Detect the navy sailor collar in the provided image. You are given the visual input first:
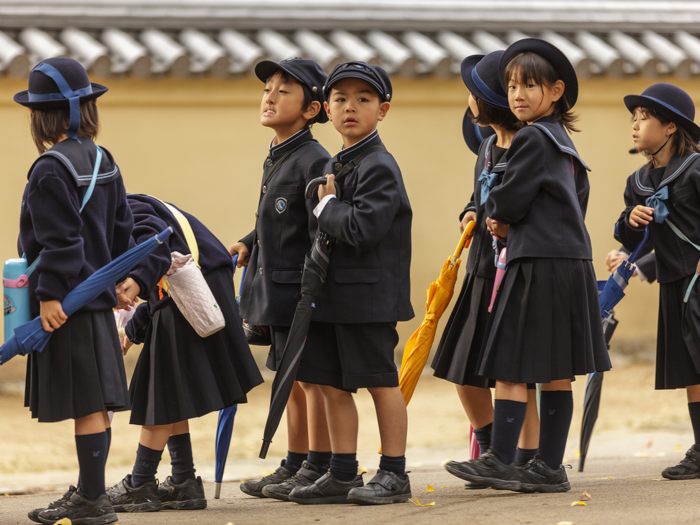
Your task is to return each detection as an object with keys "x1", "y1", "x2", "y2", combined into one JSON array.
[
  {"x1": 336, "y1": 129, "x2": 381, "y2": 163},
  {"x1": 268, "y1": 128, "x2": 313, "y2": 160},
  {"x1": 526, "y1": 117, "x2": 590, "y2": 172},
  {"x1": 632, "y1": 152, "x2": 700, "y2": 196}
]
